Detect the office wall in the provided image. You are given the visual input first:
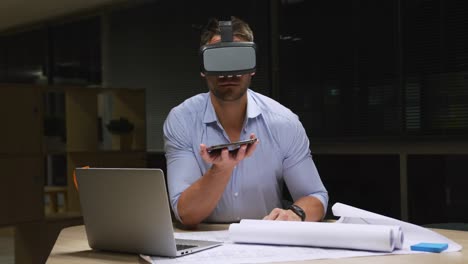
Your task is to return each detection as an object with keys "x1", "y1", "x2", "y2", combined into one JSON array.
[{"x1": 103, "y1": 4, "x2": 204, "y2": 151}]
